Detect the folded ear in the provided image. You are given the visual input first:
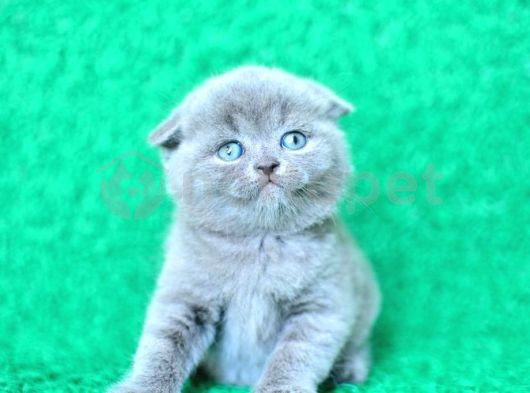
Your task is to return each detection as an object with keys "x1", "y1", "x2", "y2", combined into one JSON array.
[
  {"x1": 148, "y1": 108, "x2": 183, "y2": 150},
  {"x1": 304, "y1": 79, "x2": 355, "y2": 120}
]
